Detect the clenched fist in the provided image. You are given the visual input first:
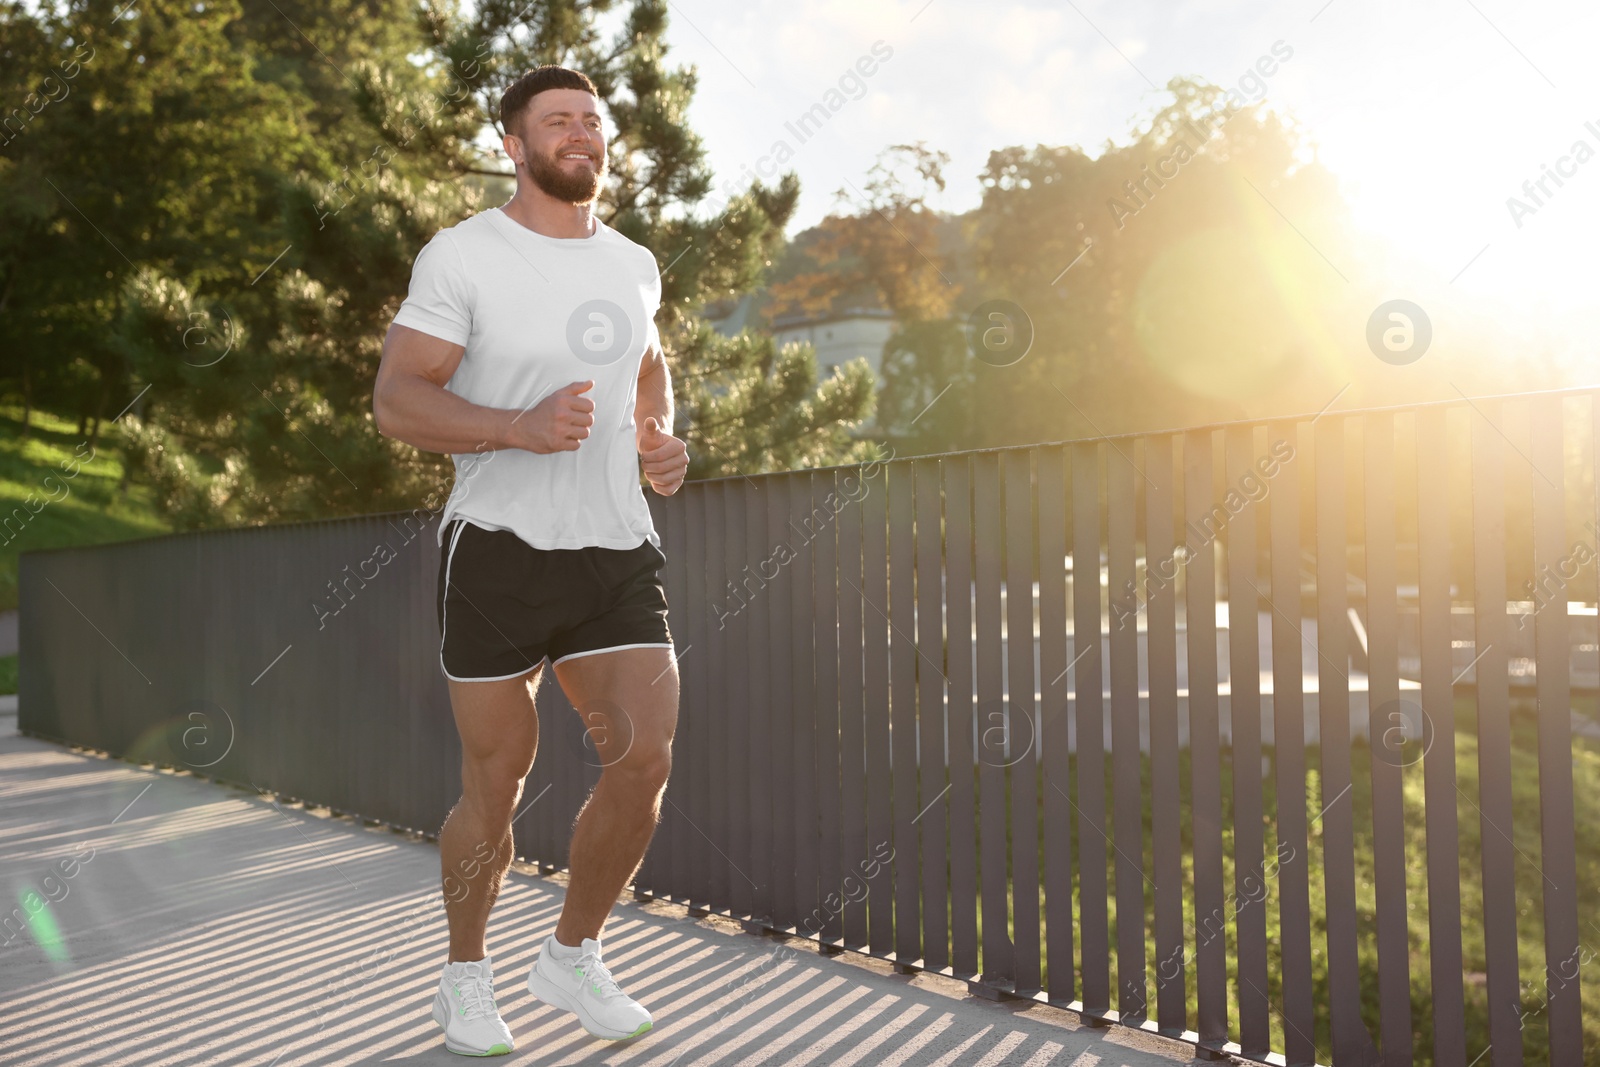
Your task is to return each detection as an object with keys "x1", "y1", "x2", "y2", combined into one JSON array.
[
  {"x1": 637, "y1": 416, "x2": 688, "y2": 495},
  {"x1": 510, "y1": 380, "x2": 595, "y2": 454}
]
